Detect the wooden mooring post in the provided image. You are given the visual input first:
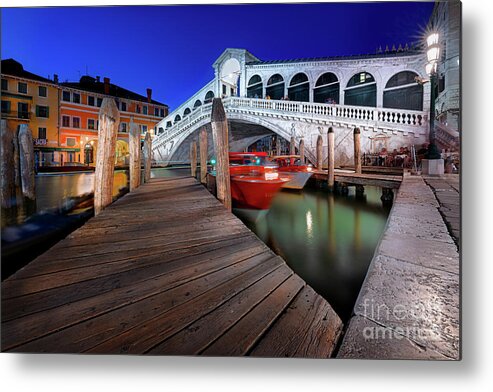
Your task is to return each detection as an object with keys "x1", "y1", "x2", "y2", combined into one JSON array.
[
  {"x1": 190, "y1": 140, "x2": 197, "y2": 178},
  {"x1": 327, "y1": 127, "x2": 335, "y2": 191},
  {"x1": 94, "y1": 97, "x2": 120, "y2": 216},
  {"x1": 129, "y1": 117, "x2": 141, "y2": 191},
  {"x1": 143, "y1": 131, "x2": 152, "y2": 183},
  {"x1": 290, "y1": 136, "x2": 296, "y2": 155},
  {"x1": 354, "y1": 127, "x2": 362, "y2": 174},
  {"x1": 276, "y1": 136, "x2": 281, "y2": 155},
  {"x1": 299, "y1": 138, "x2": 305, "y2": 163},
  {"x1": 211, "y1": 98, "x2": 231, "y2": 211},
  {"x1": 1, "y1": 119, "x2": 16, "y2": 209},
  {"x1": 199, "y1": 127, "x2": 208, "y2": 185},
  {"x1": 18, "y1": 124, "x2": 36, "y2": 201},
  {"x1": 316, "y1": 134, "x2": 323, "y2": 169}
]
